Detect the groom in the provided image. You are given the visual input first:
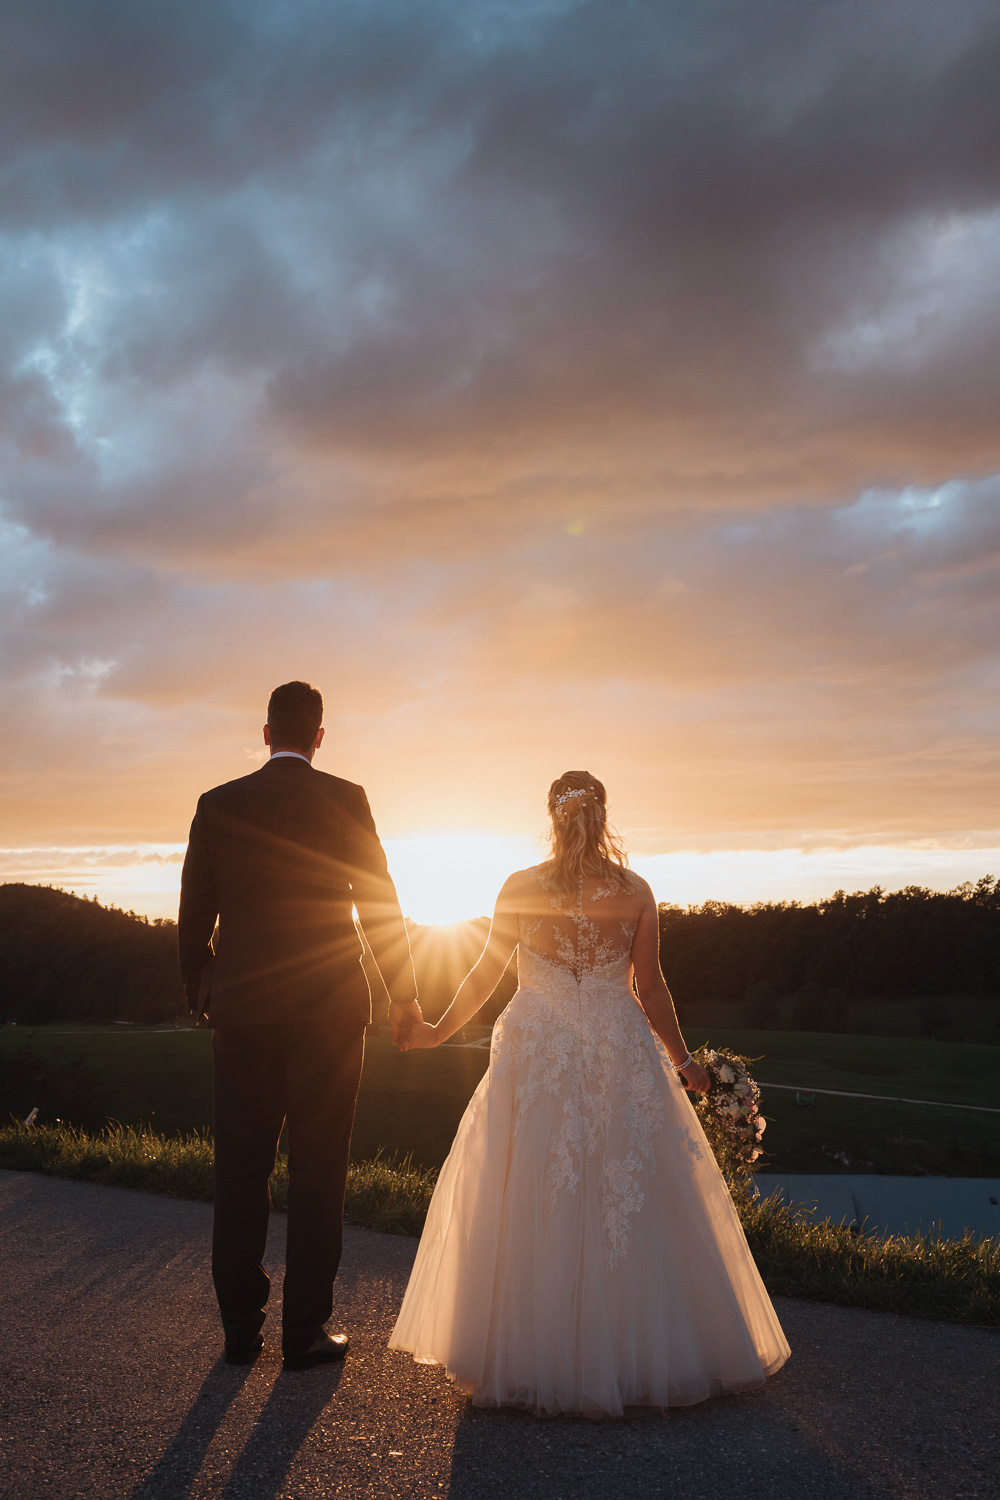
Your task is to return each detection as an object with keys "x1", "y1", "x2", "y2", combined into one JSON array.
[{"x1": 178, "y1": 680, "x2": 421, "y2": 1370}]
